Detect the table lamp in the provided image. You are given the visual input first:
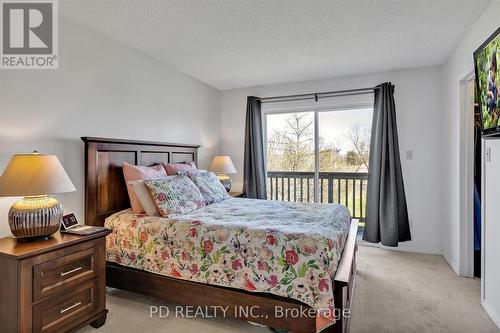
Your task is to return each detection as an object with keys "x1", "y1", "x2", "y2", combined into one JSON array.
[
  {"x1": 0, "y1": 152, "x2": 76, "y2": 241},
  {"x1": 209, "y1": 155, "x2": 237, "y2": 192}
]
